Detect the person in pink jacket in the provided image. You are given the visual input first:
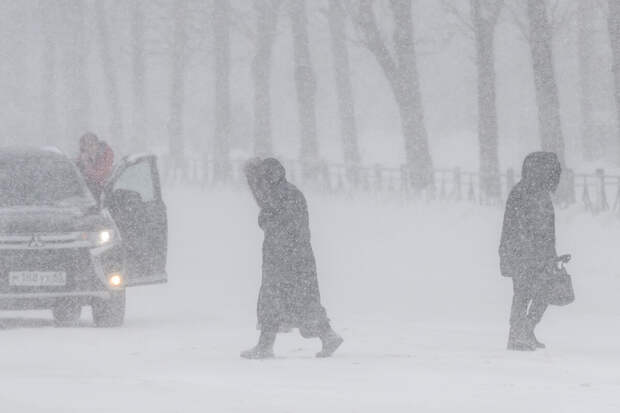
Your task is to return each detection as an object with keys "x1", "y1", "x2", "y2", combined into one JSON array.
[{"x1": 77, "y1": 132, "x2": 114, "y2": 199}]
